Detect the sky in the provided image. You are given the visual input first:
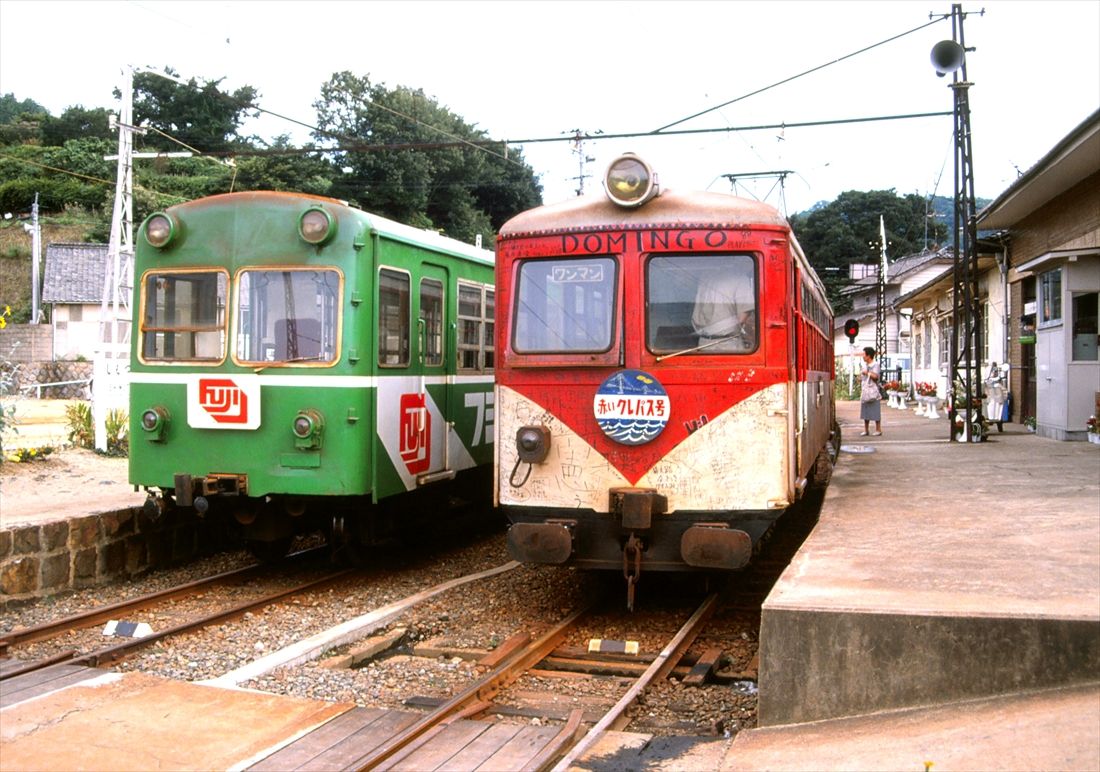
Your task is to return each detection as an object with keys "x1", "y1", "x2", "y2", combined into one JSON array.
[{"x1": 1, "y1": 0, "x2": 1098, "y2": 217}]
